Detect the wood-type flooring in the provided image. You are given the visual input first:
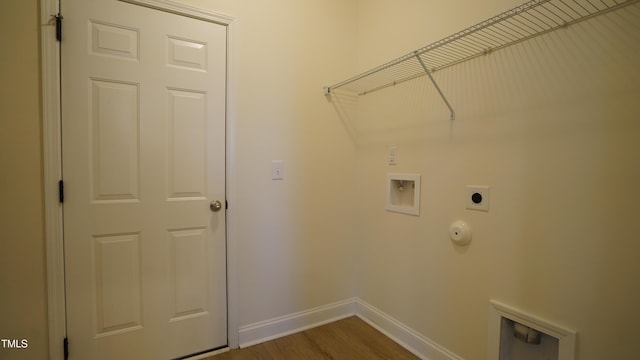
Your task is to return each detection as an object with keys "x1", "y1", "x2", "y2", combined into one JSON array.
[{"x1": 207, "y1": 316, "x2": 419, "y2": 360}]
